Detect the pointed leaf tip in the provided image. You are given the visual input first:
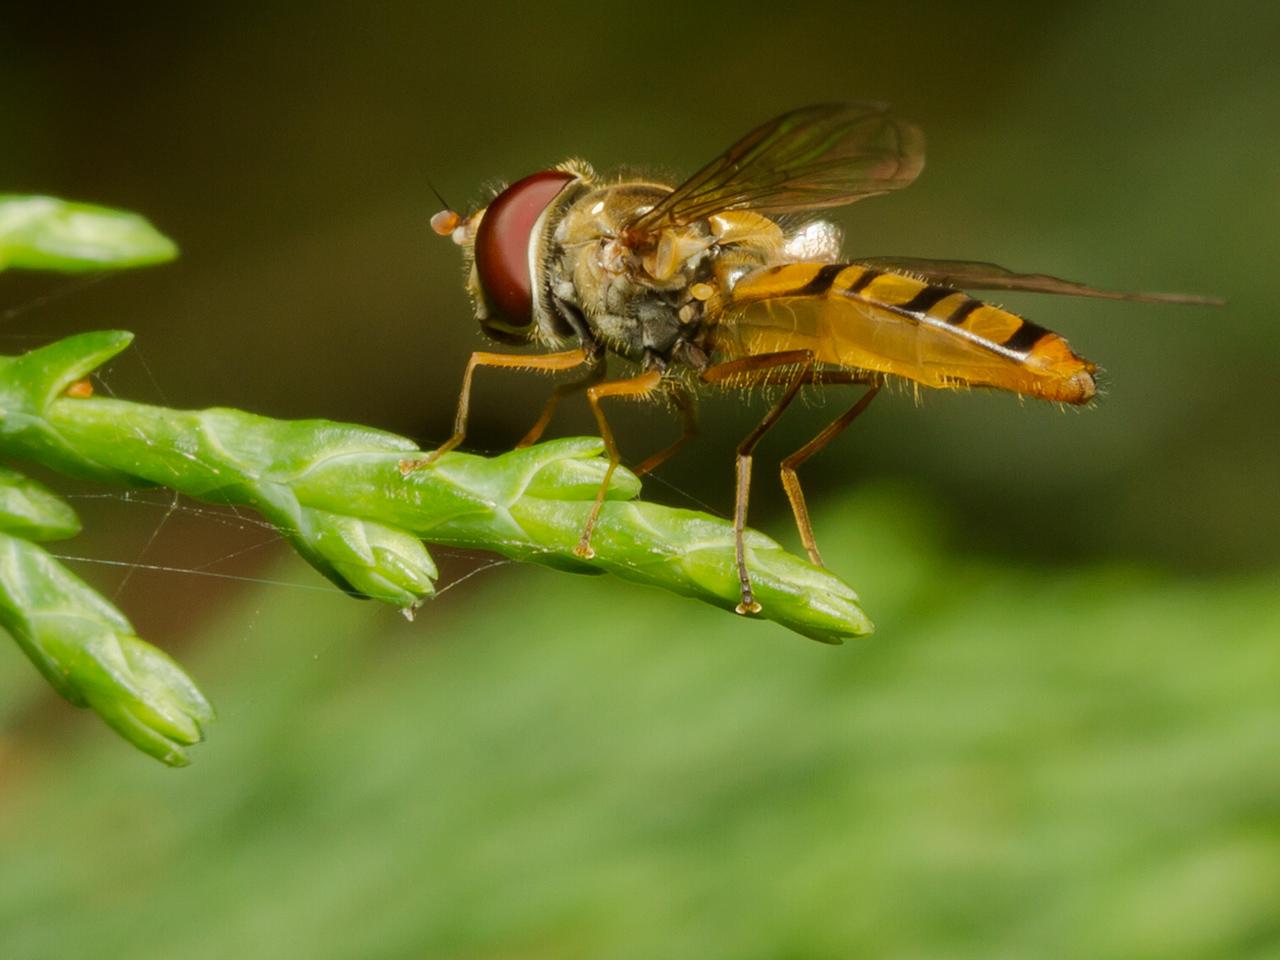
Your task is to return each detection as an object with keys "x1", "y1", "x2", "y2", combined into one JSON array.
[{"x1": 0, "y1": 195, "x2": 177, "y2": 273}]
